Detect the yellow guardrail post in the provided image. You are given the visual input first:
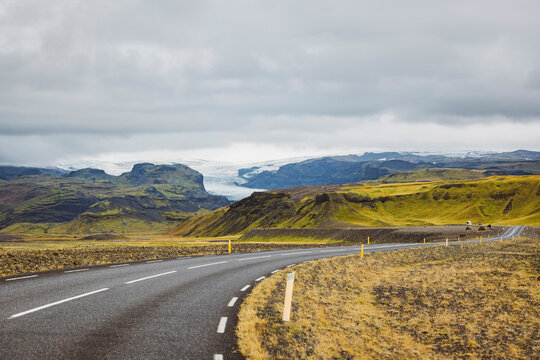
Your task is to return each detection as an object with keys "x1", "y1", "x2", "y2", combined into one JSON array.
[
  {"x1": 228, "y1": 239, "x2": 231, "y2": 254},
  {"x1": 367, "y1": 236, "x2": 370, "y2": 245},
  {"x1": 423, "y1": 238, "x2": 426, "y2": 244},
  {"x1": 361, "y1": 245, "x2": 364, "y2": 258}
]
